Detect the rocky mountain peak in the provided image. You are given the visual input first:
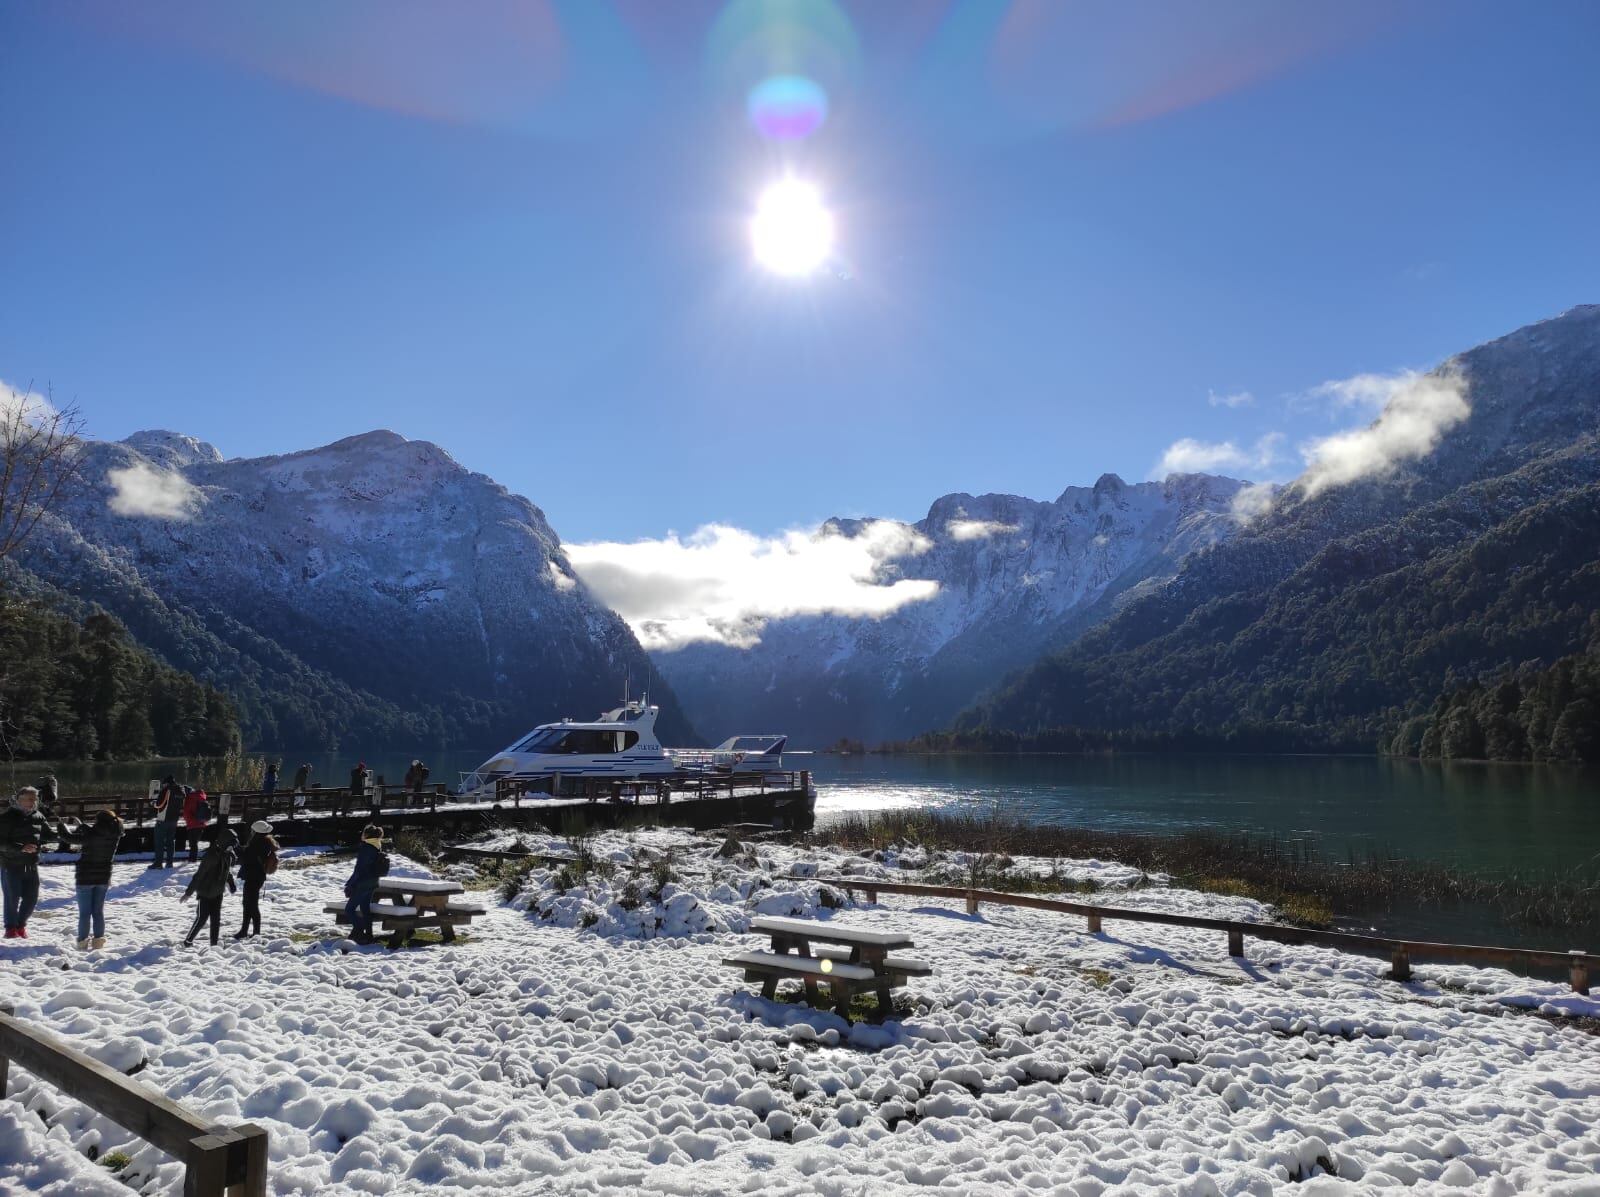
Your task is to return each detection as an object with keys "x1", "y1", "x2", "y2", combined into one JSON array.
[{"x1": 120, "y1": 429, "x2": 224, "y2": 468}]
